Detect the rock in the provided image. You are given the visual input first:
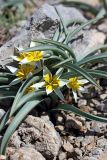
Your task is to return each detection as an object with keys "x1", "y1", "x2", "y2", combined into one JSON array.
[
  {"x1": 91, "y1": 122, "x2": 107, "y2": 134},
  {"x1": 41, "y1": 114, "x2": 50, "y2": 121},
  {"x1": 62, "y1": 140, "x2": 74, "y2": 153},
  {"x1": 90, "y1": 148, "x2": 103, "y2": 158},
  {"x1": 70, "y1": 29, "x2": 106, "y2": 61},
  {"x1": 97, "y1": 138, "x2": 107, "y2": 148},
  {"x1": 91, "y1": 99, "x2": 101, "y2": 106},
  {"x1": 58, "y1": 151, "x2": 67, "y2": 160},
  {"x1": 78, "y1": 99, "x2": 87, "y2": 107},
  {"x1": 79, "y1": 105, "x2": 92, "y2": 113},
  {"x1": 0, "y1": 109, "x2": 5, "y2": 120},
  {"x1": 7, "y1": 147, "x2": 46, "y2": 160},
  {"x1": 100, "y1": 148, "x2": 107, "y2": 160},
  {"x1": 55, "y1": 125, "x2": 64, "y2": 132},
  {"x1": 88, "y1": 158, "x2": 98, "y2": 160},
  {"x1": 56, "y1": 4, "x2": 87, "y2": 26},
  {"x1": 0, "y1": 3, "x2": 87, "y2": 67},
  {"x1": 68, "y1": 136, "x2": 75, "y2": 144},
  {"x1": 65, "y1": 116, "x2": 83, "y2": 130},
  {"x1": 9, "y1": 115, "x2": 62, "y2": 160},
  {"x1": 100, "y1": 79, "x2": 107, "y2": 87},
  {"x1": 100, "y1": 94, "x2": 107, "y2": 100},
  {"x1": 55, "y1": 113, "x2": 64, "y2": 125},
  {"x1": 98, "y1": 21, "x2": 107, "y2": 33},
  {"x1": 74, "y1": 148, "x2": 82, "y2": 156},
  {"x1": 0, "y1": 4, "x2": 59, "y2": 66},
  {"x1": 82, "y1": 135, "x2": 94, "y2": 147}
]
